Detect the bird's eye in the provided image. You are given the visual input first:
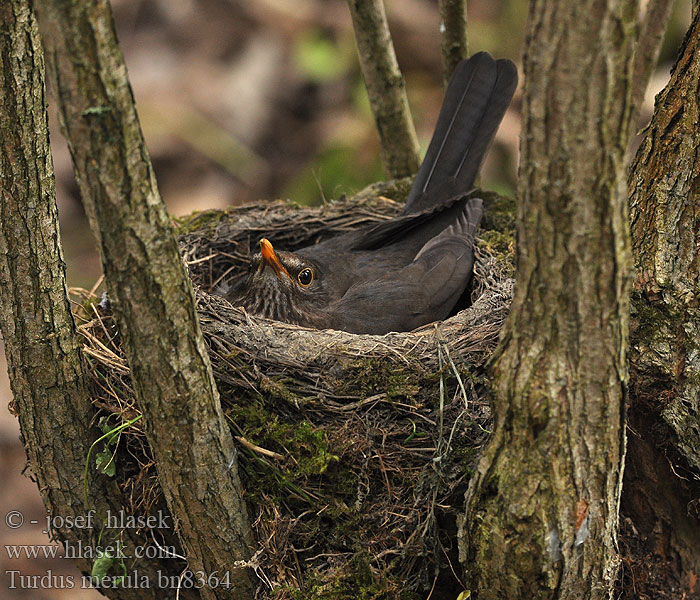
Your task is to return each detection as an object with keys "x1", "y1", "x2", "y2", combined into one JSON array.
[{"x1": 297, "y1": 268, "x2": 314, "y2": 287}]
